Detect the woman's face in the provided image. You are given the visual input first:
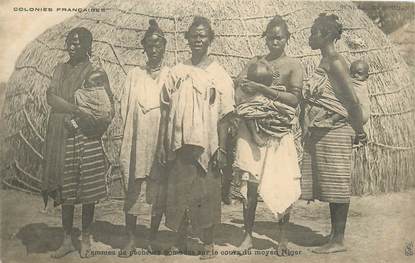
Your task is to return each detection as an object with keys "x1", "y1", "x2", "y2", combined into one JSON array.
[
  {"x1": 187, "y1": 24, "x2": 211, "y2": 57},
  {"x1": 265, "y1": 26, "x2": 288, "y2": 55},
  {"x1": 309, "y1": 24, "x2": 325, "y2": 50},
  {"x1": 66, "y1": 33, "x2": 87, "y2": 61},
  {"x1": 144, "y1": 35, "x2": 166, "y2": 65}
]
